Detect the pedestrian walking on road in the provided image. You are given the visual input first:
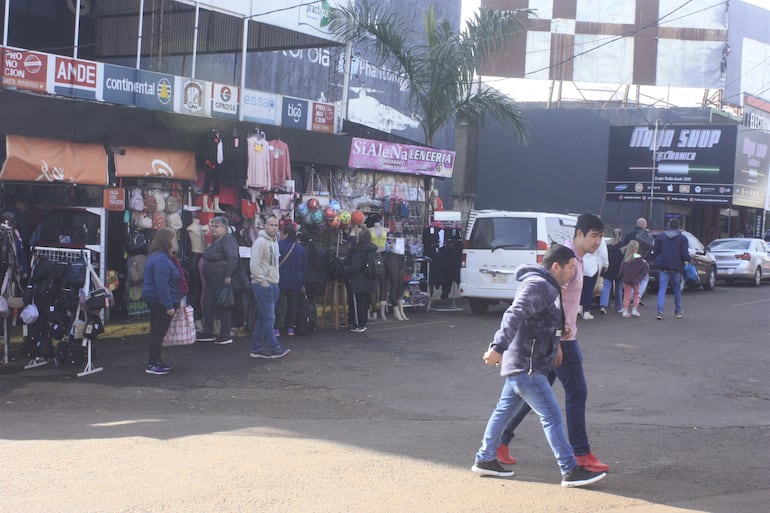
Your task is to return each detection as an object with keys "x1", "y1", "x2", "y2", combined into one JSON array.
[
  {"x1": 471, "y1": 244, "x2": 607, "y2": 488},
  {"x1": 619, "y1": 240, "x2": 649, "y2": 318},
  {"x1": 495, "y1": 212, "x2": 611, "y2": 473},
  {"x1": 654, "y1": 218, "x2": 689, "y2": 320},
  {"x1": 142, "y1": 228, "x2": 185, "y2": 375},
  {"x1": 599, "y1": 228, "x2": 624, "y2": 314}
]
